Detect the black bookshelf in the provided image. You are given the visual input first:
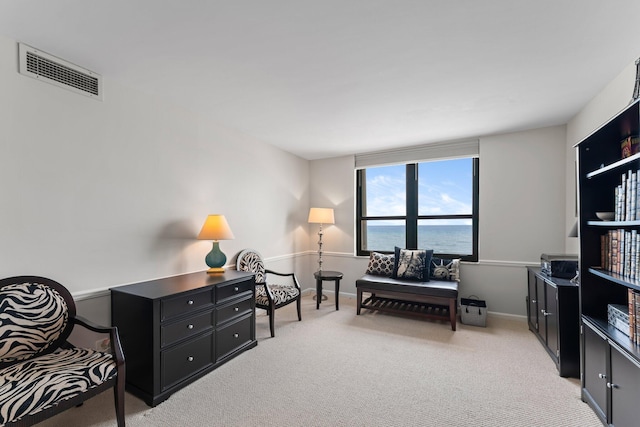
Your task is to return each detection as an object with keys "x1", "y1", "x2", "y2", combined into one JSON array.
[{"x1": 576, "y1": 99, "x2": 640, "y2": 426}]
